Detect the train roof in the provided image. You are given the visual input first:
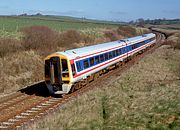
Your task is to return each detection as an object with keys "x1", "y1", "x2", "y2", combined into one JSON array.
[{"x1": 56, "y1": 33, "x2": 155, "y2": 60}]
